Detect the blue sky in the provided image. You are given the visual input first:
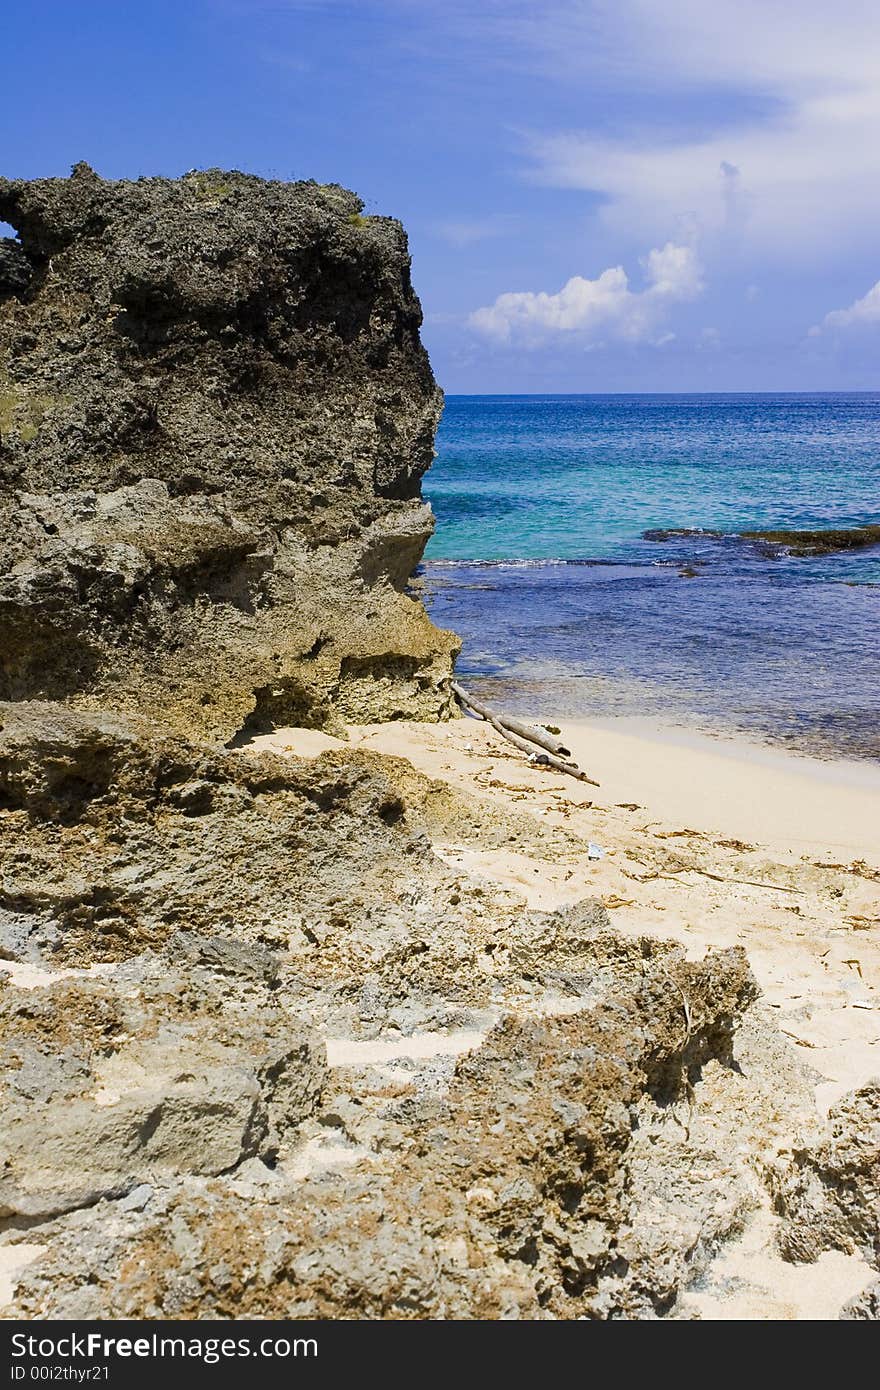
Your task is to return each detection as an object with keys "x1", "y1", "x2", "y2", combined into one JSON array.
[{"x1": 4, "y1": 1, "x2": 880, "y2": 392}]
